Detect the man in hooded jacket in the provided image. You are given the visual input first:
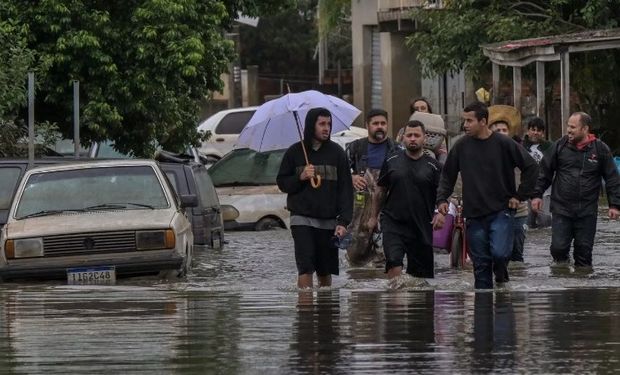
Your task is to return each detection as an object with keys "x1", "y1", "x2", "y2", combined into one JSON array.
[
  {"x1": 277, "y1": 107, "x2": 353, "y2": 288},
  {"x1": 532, "y1": 112, "x2": 620, "y2": 267}
]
